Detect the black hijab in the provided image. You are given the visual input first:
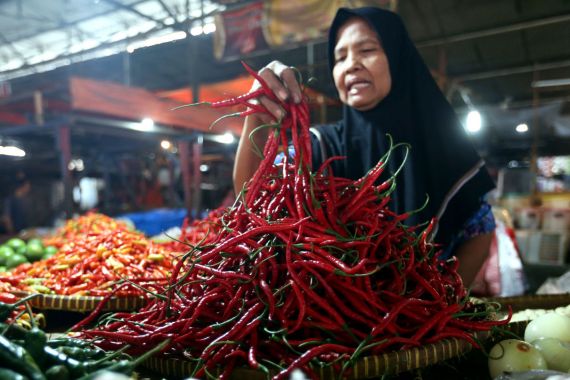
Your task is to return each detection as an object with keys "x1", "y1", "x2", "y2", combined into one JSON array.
[{"x1": 311, "y1": 7, "x2": 495, "y2": 248}]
